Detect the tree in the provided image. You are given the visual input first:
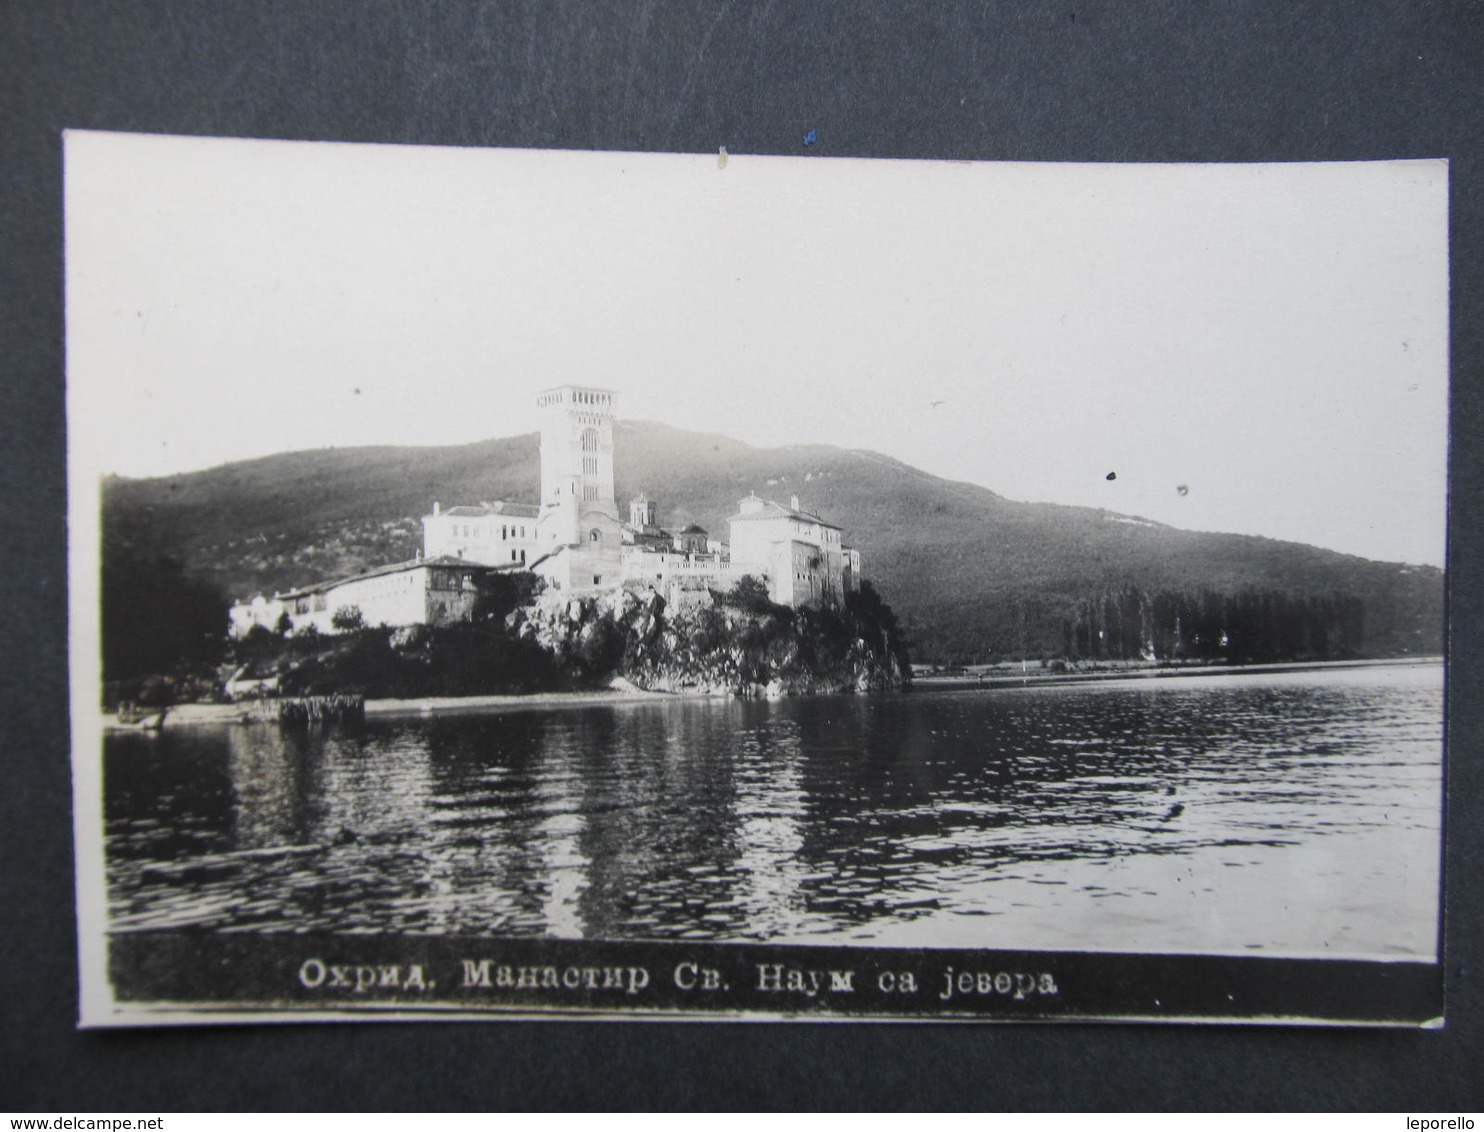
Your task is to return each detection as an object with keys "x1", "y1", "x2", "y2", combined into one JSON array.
[
  {"x1": 845, "y1": 580, "x2": 912, "y2": 672},
  {"x1": 728, "y1": 574, "x2": 773, "y2": 614},
  {"x1": 232, "y1": 623, "x2": 281, "y2": 666},
  {"x1": 473, "y1": 571, "x2": 544, "y2": 624},
  {"x1": 331, "y1": 604, "x2": 365, "y2": 632},
  {"x1": 572, "y1": 616, "x2": 625, "y2": 678},
  {"x1": 101, "y1": 551, "x2": 227, "y2": 683}
]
